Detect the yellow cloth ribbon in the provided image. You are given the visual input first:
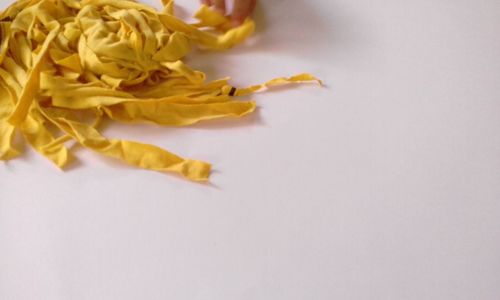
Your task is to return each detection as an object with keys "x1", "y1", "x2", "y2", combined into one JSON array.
[{"x1": 0, "y1": 0, "x2": 320, "y2": 181}]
